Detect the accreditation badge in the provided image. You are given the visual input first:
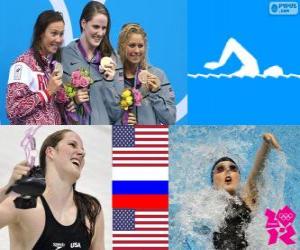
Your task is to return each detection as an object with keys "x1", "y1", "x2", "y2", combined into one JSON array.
[{"x1": 13, "y1": 64, "x2": 23, "y2": 80}]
